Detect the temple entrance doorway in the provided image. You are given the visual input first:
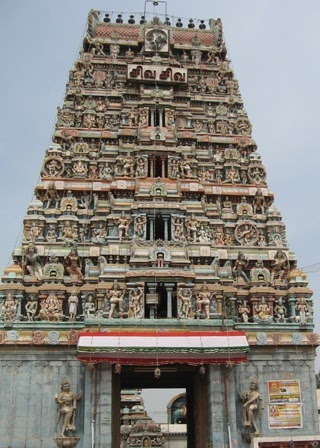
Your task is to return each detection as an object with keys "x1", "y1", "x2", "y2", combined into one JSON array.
[{"x1": 113, "y1": 365, "x2": 209, "y2": 448}]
